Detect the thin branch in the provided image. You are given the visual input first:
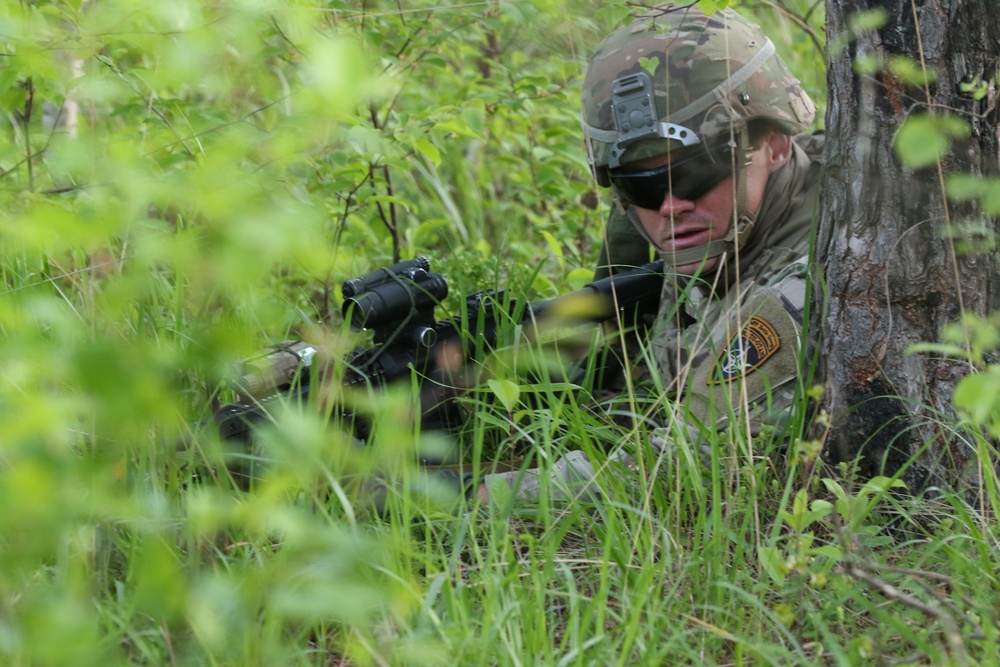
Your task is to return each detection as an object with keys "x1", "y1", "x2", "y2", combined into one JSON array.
[
  {"x1": 97, "y1": 55, "x2": 196, "y2": 159},
  {"x1": 839, "y1": 560, "x2": 970, "y2": 666},
  {"x1": 0, "y1": 102, "x2": 68, "y2": 183},
  {"x1": 144, "y1": 98, "x2": 286, "y2": 157},
  {"x1": 747, "y1": 0, "x2": 825, "y2": 54},
  {"x1": 24, "y1": 77, "x2": 34, "y2": 190},
  {"x1": 332, "y1": 173, "x2": 371, "y2": 251},
  {"x1": 868, "y1": 562, "x2": 954, "y2": 586},
  {"x1": 318, "y1": 2, "x2": 503, "y2": 21}
]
